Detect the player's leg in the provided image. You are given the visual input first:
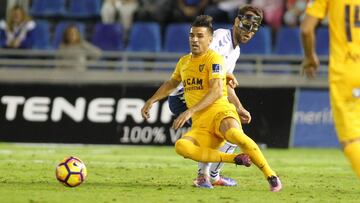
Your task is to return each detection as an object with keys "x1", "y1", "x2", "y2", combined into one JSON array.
[
  {"x1": 209, "y1": 141, "x2": 238, "y2": 186},
  {"x1": 175, "y1": 132, "x2": 250, "y2": 189},
  {"x1": 175, "y1": 136, "x2": 250, "y2": 165},
  {"x1": 193, "y1": 163, "x2": 212, "y2": 188},
  {"x1": 218, "y1": 117, "x2": 281, "y2": 192},
  {"x1": 330, "y1": 82, "x2": 360, "y2": 178},
  {"x1": 343, "y1": 140, "x2": 360, "y2": 178},
  {"x1": 197, "y1": 162, "x2": 210, "y2": 177},
  {"x1": 169, "y1": 92, "x2": 211, "y2": 186}
]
